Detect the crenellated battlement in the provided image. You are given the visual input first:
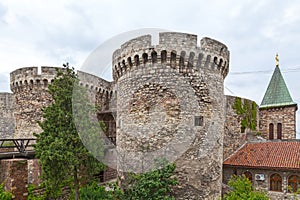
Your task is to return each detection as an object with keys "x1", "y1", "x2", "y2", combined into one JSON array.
[
  {"x1": 77, "y1": 70, "x2": 114, "y2": 96},
  {"x1": 10, "y1": 66, "x2": 60, "y2": 92},
  {"x1": 200, "y1": 37, "x2": 229, "y2": 58},
  {"x1": 112, "y1": 32, "x2": 230, "y2": 81}
]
